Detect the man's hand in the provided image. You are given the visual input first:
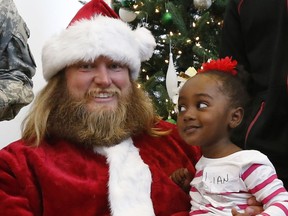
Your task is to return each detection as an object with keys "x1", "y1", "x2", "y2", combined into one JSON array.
[{"x1": 232, "y1": 196, "x2": 263, "y2": 216}]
